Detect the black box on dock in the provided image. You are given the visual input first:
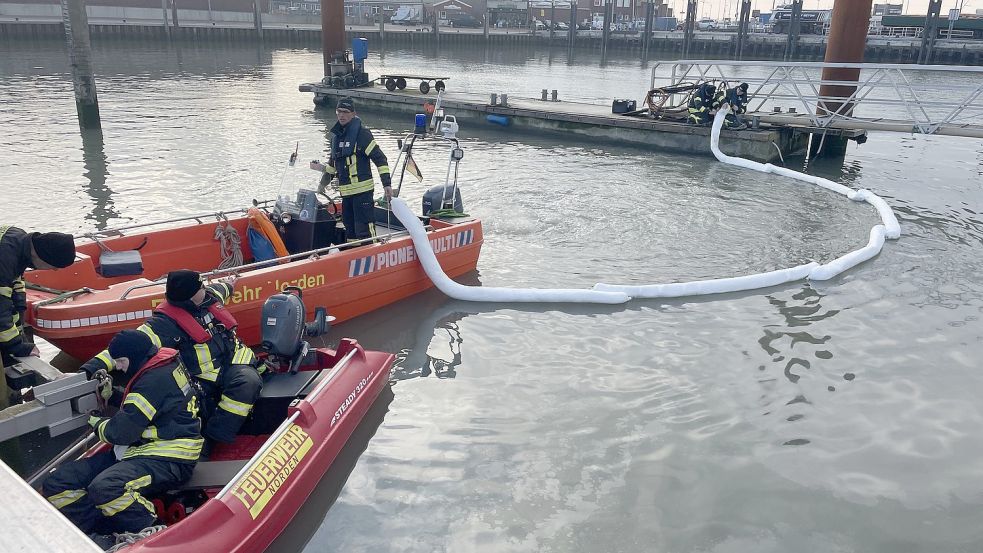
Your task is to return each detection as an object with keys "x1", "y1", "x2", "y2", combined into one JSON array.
[{"x1": 611, "y1": 99, "x2": 636, "y2": 114}]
